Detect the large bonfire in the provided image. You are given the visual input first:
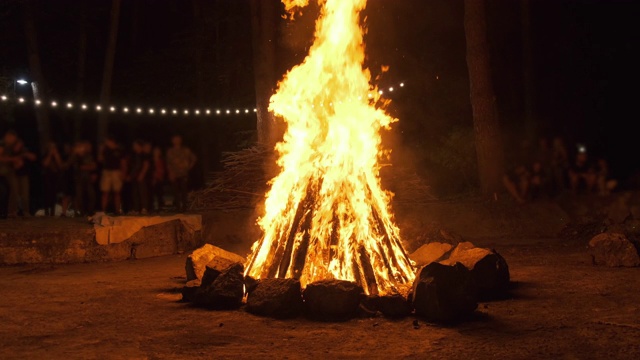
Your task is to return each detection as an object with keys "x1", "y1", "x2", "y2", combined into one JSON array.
[{"x1": 244, "y1": 0, "x2": 415, "y2": 296}]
